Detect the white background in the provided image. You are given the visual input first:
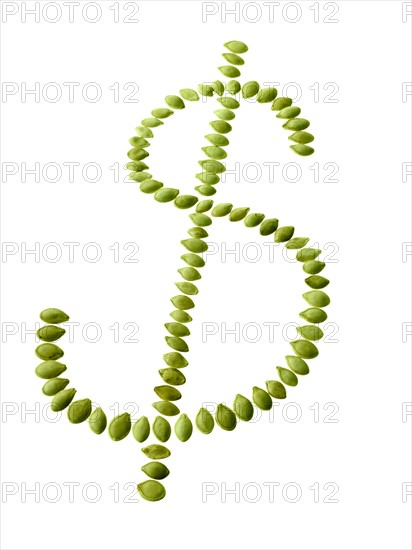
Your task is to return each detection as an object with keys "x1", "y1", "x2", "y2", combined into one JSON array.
[{"x1": 1, "y1": 1, "x2": 411, "y2": 549}]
